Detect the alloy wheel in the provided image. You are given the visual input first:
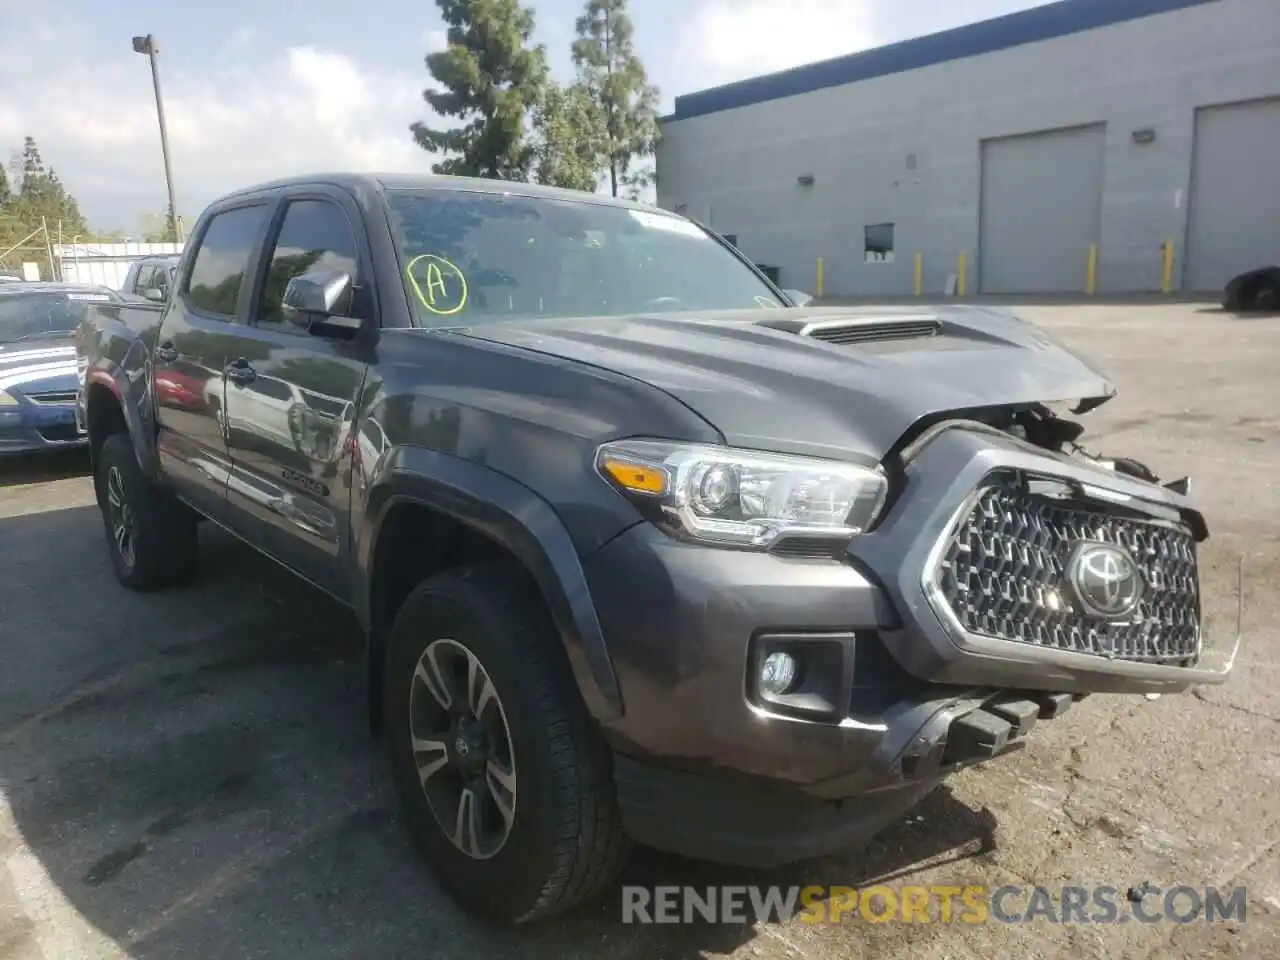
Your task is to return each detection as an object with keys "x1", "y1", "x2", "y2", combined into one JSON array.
[
  {"x1": 105, "y1": 465, "x2": 135, "y2": 570},
  {"x1": 409, "y1": 638, "x2": 517, "y2": 860}
]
